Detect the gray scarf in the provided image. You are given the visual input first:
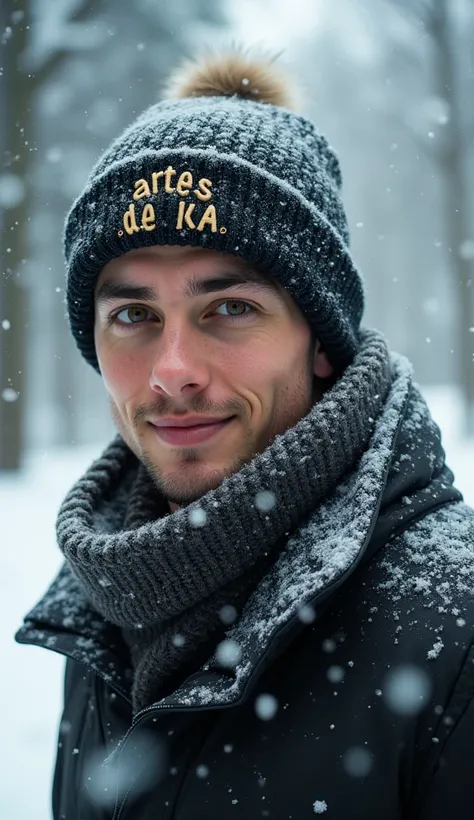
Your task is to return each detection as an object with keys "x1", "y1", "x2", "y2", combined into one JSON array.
[{"x1": 57, "y1": 330, "x2": 391, "y2": 714}]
